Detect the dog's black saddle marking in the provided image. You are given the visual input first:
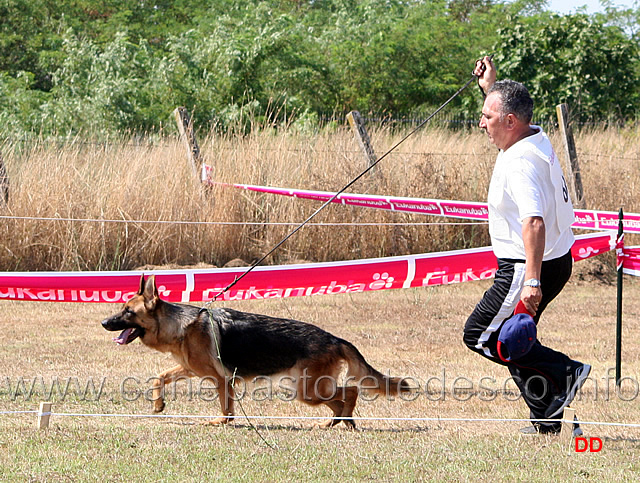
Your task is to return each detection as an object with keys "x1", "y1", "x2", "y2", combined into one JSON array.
[{"x1": 206, "y1": 308, "x2": 344, "y2": 377}]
